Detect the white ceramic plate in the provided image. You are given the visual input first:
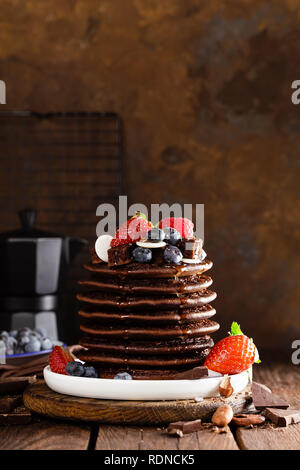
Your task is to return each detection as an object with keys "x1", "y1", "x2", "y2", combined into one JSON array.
[{"x1": 44, "y1": 366, "x2": 250, "y2": 401}]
